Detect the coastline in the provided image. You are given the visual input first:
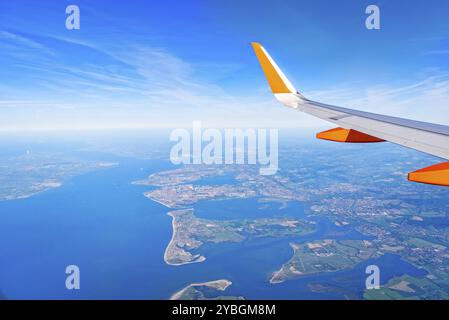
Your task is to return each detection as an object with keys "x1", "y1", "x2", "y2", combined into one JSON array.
[
  {"x1": 144, "y1": 193, "x2": 173, "y2": 209},
  {"x1": 170, "y1": 279, "x2": 232, "y2": 300},
  {"x1": 164, "y1": 211, "x2": 206, "y2": 266}
]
